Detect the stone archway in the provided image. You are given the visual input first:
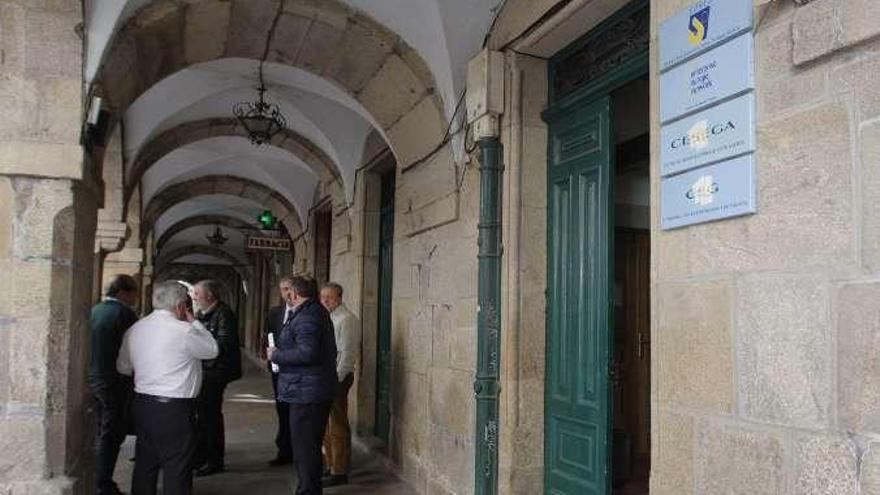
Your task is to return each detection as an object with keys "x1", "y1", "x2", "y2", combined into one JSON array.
[
  {"x1": 92, "y1": 0, "x2": 447, "y2": 157},
  {"x1": 156, "y1": 215, "x2": 255, "y2": 252},
  {"x1": 141, "y1": 175, "x2": 303, "y2": 244},
  {"x1": 124, "y1": 118, "x2": 343, "y2": 206},
  {"x1": 155, "y1": 244, "x2": 248, "y2": 276}
]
